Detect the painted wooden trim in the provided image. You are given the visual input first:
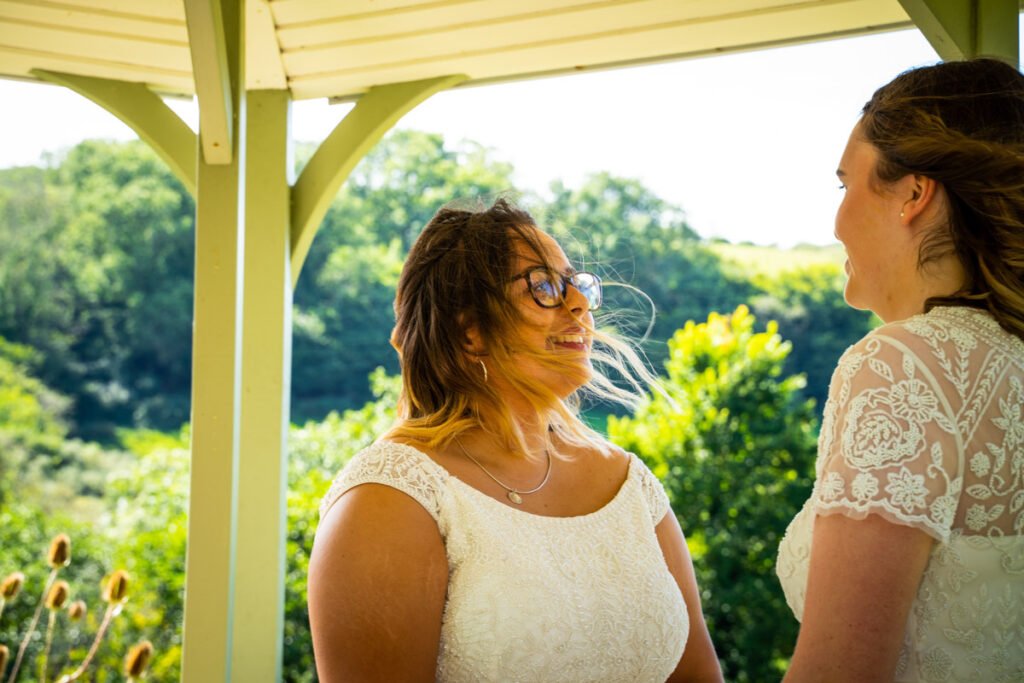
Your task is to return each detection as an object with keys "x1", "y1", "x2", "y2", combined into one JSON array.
[
  {"x1": 181, "y1": 1, "x2": 242, "y2": 679},
  {"x1": 30, "y1": 68, "x2": 197, "y2": 195},
  {"x1": 289, "y1": 73, "x2": 467, "y2": 287},
  {"x1": 898, "y1": 0, "x2": 974, "y2": 59},
  {"x1": 246, "y1": 0, "x2": 287, "y2": 90},
  {"x1": 899, "y1": 0, "x2": 1020, "y2": 64},
  {"x1": 184, "y1": 0, "x2": 234, "y2": 164},
  {"x1": 977, "y1": 0, "x2": 1019, "y2": 66},
  {"x1": 231, "y1": 88, "x2": 293, "y2": 682}
]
